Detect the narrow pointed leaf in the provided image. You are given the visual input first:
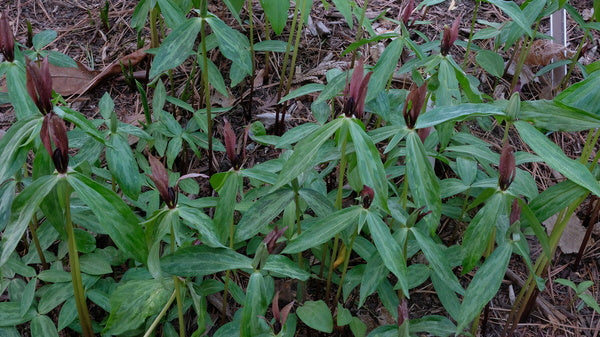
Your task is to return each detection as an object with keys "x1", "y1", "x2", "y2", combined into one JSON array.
[
  {"x1": 234, "y1": 188, "x2": 295, "y2": 242},
  {"x1": 263, "y1": 254, "x2": 310, "y2": 280},
  {"x1": 415, "y1": 103, "x2": 506, "y2": 129},
  {"x1": 106, "y1": 133, "x2": 141, "y2": 200},
  {"x1": 150, "y1": 18, "x2": 201, "y2": 78},
  {"x1": 515, "y1": 120, "x2": 600, "y2": 197},
  {"x1": 161, "y1": 245, "x2": 253, "y2": 276}
]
